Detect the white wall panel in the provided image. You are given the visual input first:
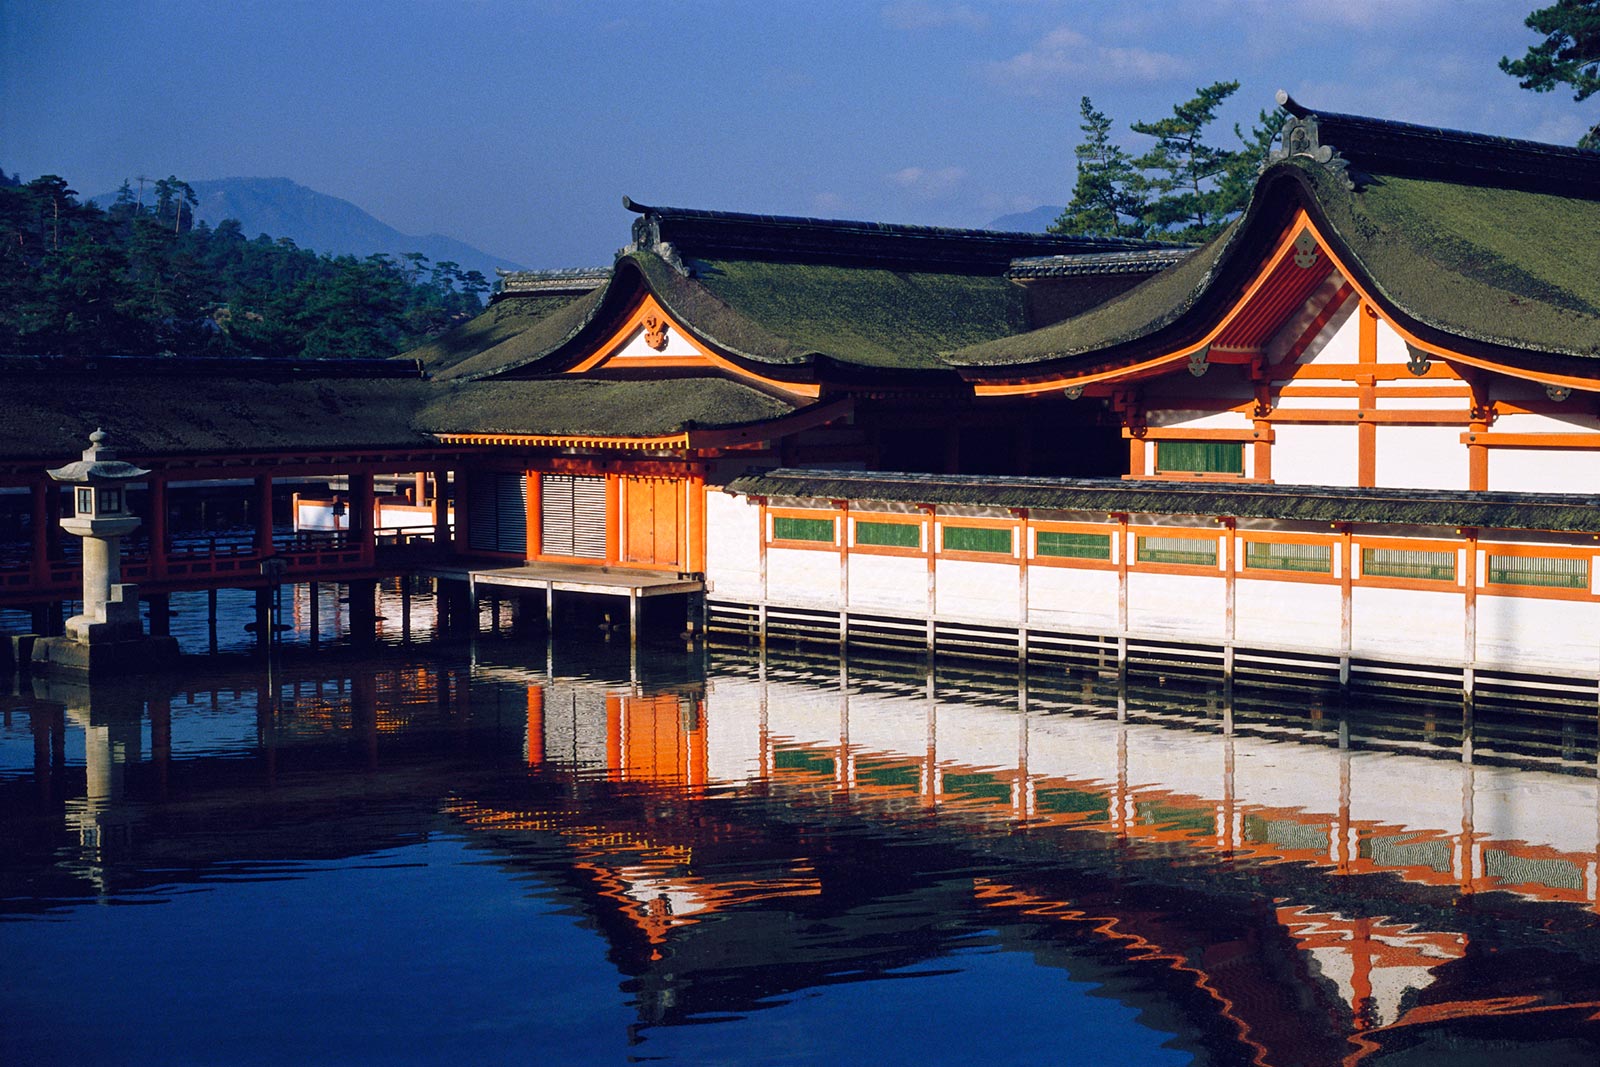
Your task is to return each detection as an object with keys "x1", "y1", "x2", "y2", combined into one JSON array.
[
  {"x1": 706, "y1": 492, "x2": 762, "y2": 600},
  {"x1": 1350, "y1": 586, "x2": 1462, "y2": 660},
  {"x1": 1127, "y1": 572, "x2": 1225, "y2": 638},
  {"x1": 1375, "y1": 426, "x2": 1467, "y2": 490},
  {"x1": 1475, "y1": 594, "x2": 1600, "y2": 674},
  {"x1": 1488, "y1": 448, "x2": 1600, "y2": 494},
  {"x1": 1234, "y1": 580, "x2": 1341, "y2": 649},
  {"x1": 766, "y1": 547, "x2": 841, "y2": 608},
  {"x1": 1028, "y1": 567, "x2": 1119, "y2": 631},
  {"x1": 848, "y1": 554, "x2": 929, "y2": 615},
  {"x1": 935, "y1": 558, "x2": 1020, "y2": 622},
  {"x1": 1272, "y1": 424, "x2": 1359, "y2": 486}
]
